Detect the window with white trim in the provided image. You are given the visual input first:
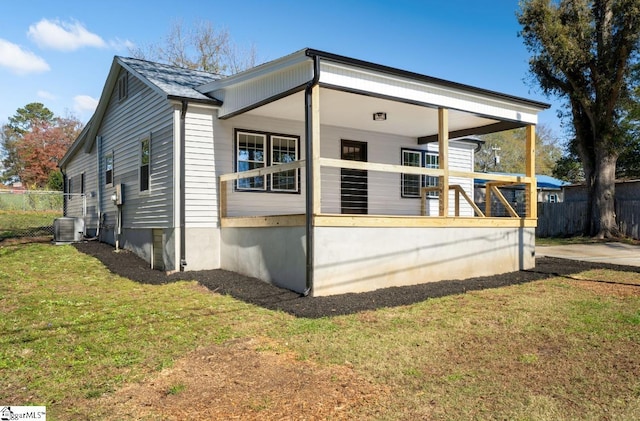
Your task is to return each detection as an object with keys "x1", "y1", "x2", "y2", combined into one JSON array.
[
  {"x1": 271, "y1": 135, "x2": 298, "y2": 191},
  {"x1": 235, "y1": 130, "x2": 300, "y2": 193},
  {"x1": 140, "y1": 136, "x2": 150, "y2": 192},
  {"x1": 401, "y1": 148, "x2": 439, "y2": 198},
  {"x1": 237, "y1": 132, "x2": 266, "y2": 190}
]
